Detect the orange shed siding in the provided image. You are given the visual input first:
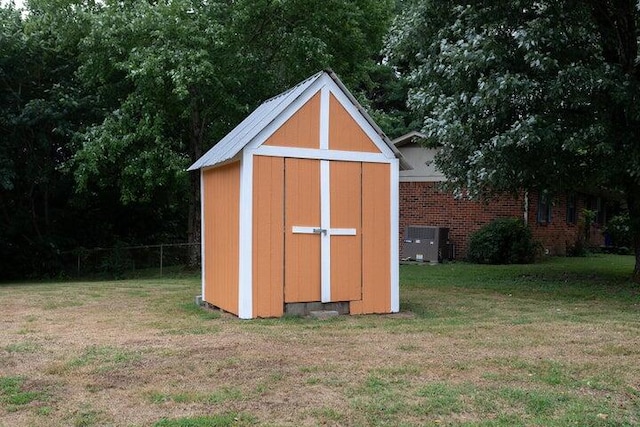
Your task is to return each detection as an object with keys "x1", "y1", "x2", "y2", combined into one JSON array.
[
  {"x1": 265, "y1": 93, "x2": 321, "y2": 149},
  {"x1": 329, "y1": 94, "x2": 380, "y2": 153},
  {"x1": 202, "y1": 162, "x2": 240, "y2": 315},
  {"x1": 284, "y1": 158, "x2": 321, "y2": 302},
  {"x1": 252, "y1": 156, "x2": 285, "y2": 318},
  {"x1": 352, "y1": 162, "x2": 391, "y2": 314},
  {"x1": 330, "y1": 161, "x2": 362, "y2": 301}
]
